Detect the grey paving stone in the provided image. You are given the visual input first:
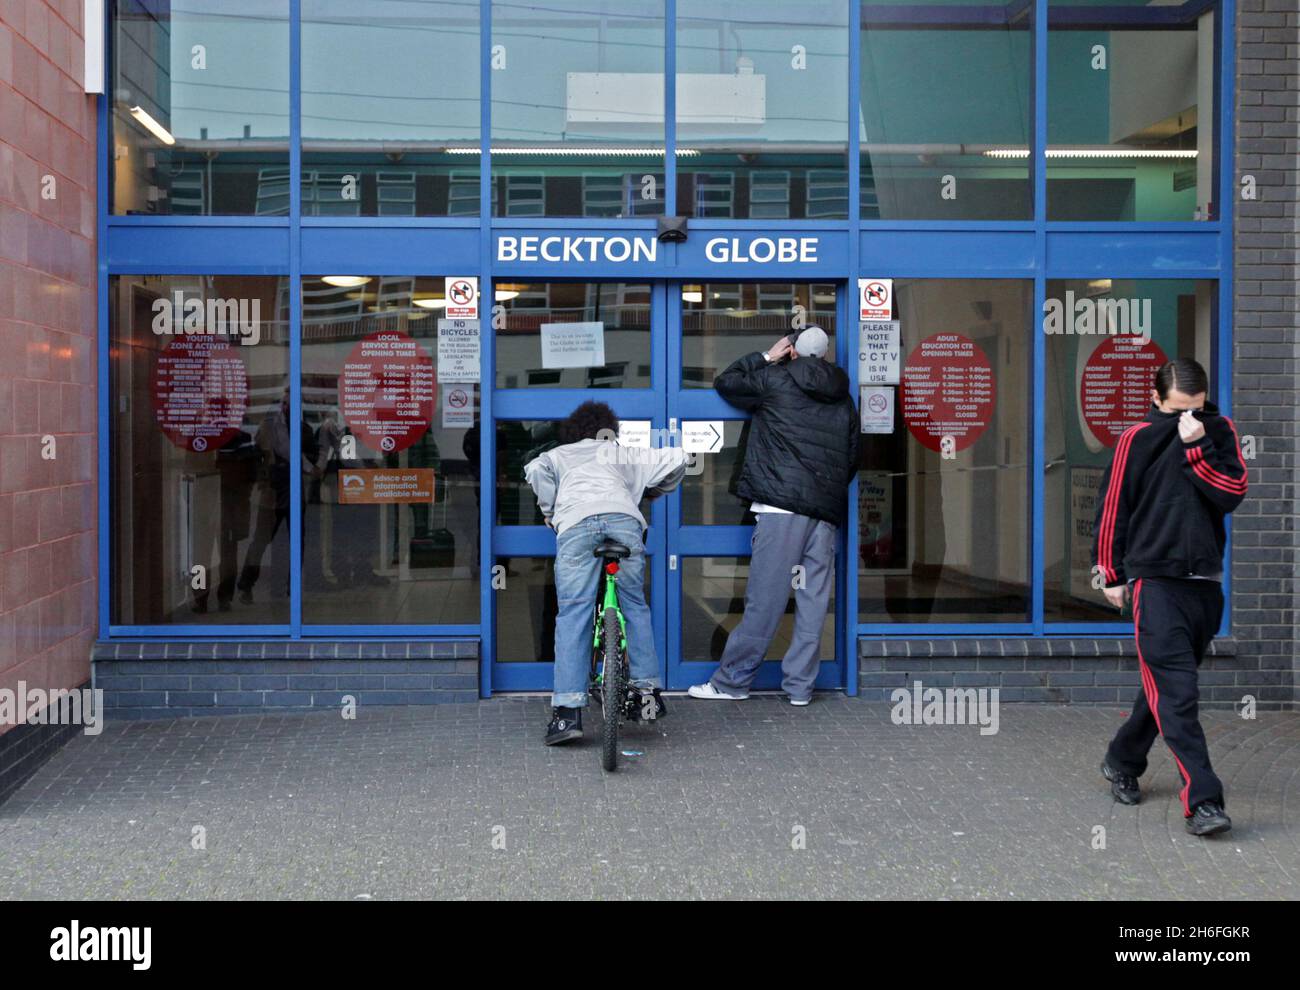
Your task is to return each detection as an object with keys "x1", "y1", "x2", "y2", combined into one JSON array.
[{"x1": 0, "y1": 697, "x2": 1295, "y2": 900}]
